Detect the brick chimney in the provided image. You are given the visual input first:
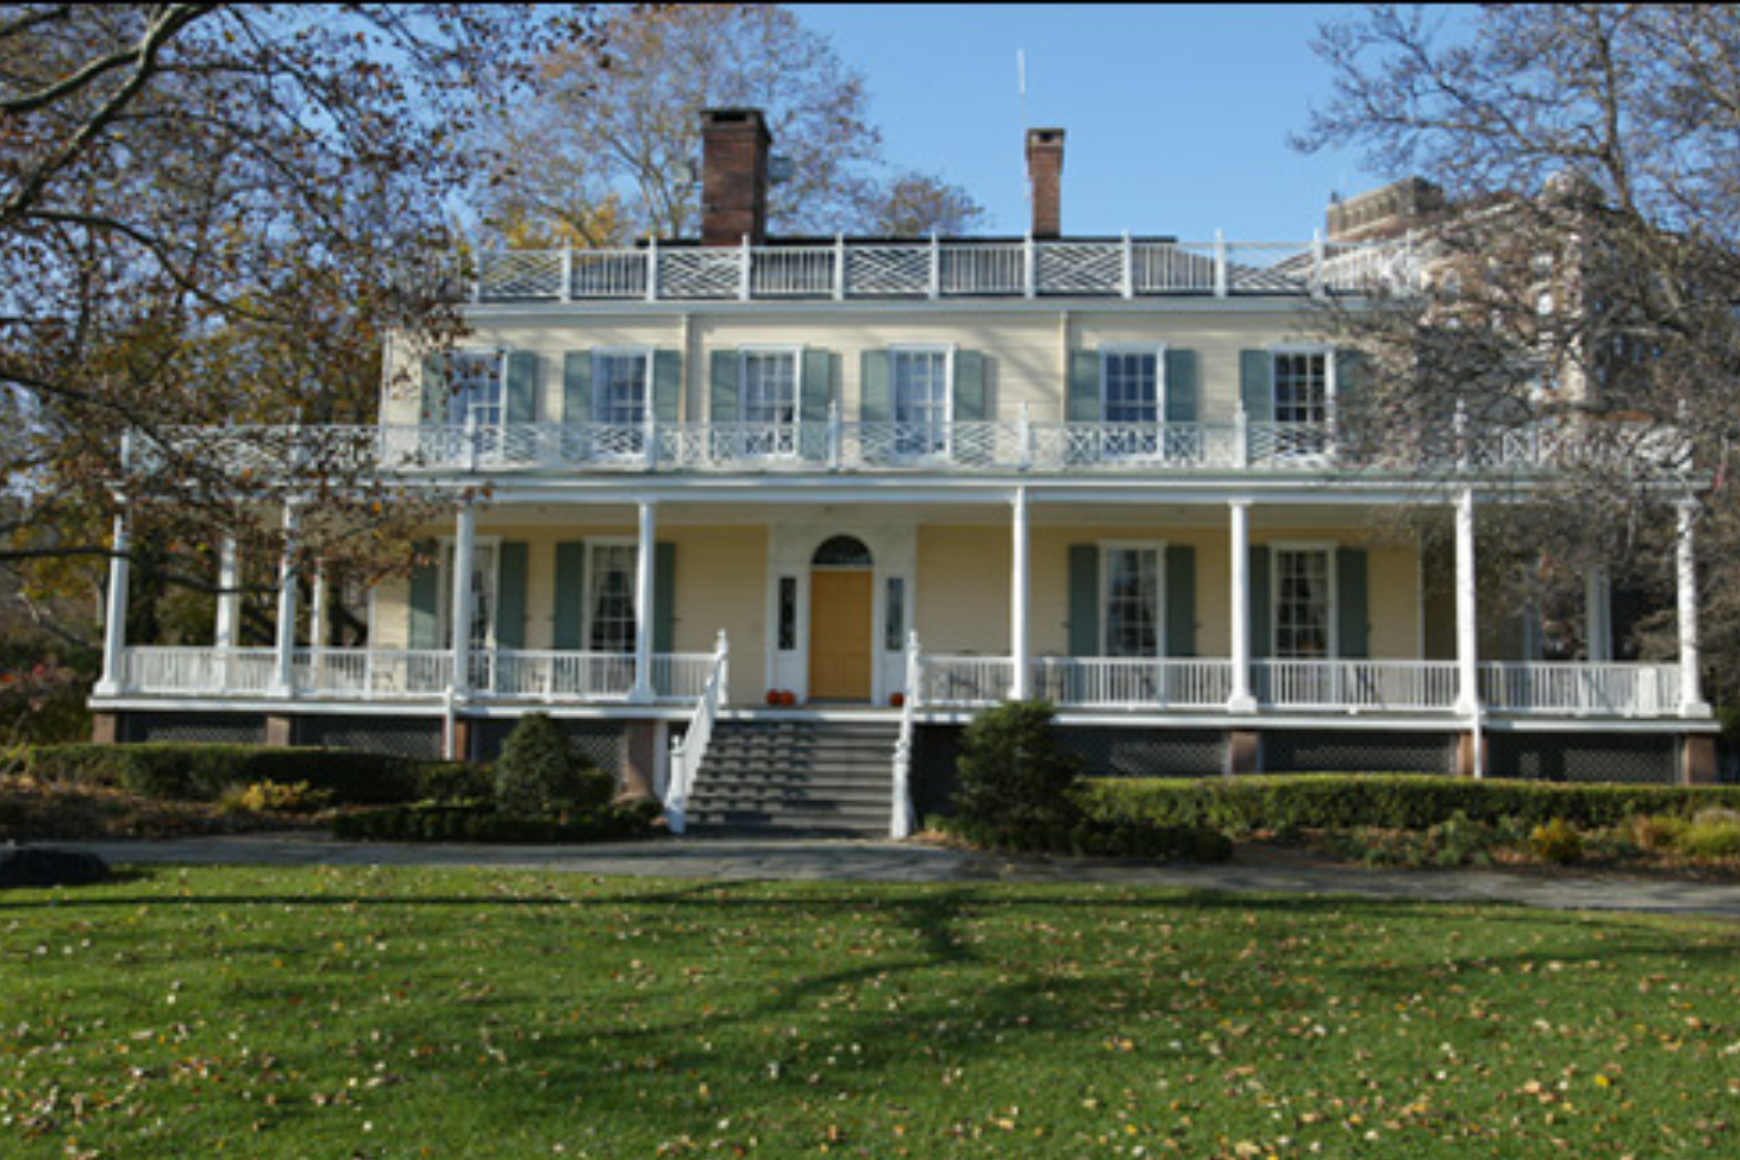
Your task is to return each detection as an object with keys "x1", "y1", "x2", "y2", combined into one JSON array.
[
  {"x1": 1326, "y1": 177, "x2": 1445, "y2": 242},
  {"x1": 1026, "y1": 127, "x2": 1065, "y2": 239},
  {"x1": 701, "y1": 108, "x2": 771, "y2": 247}
]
